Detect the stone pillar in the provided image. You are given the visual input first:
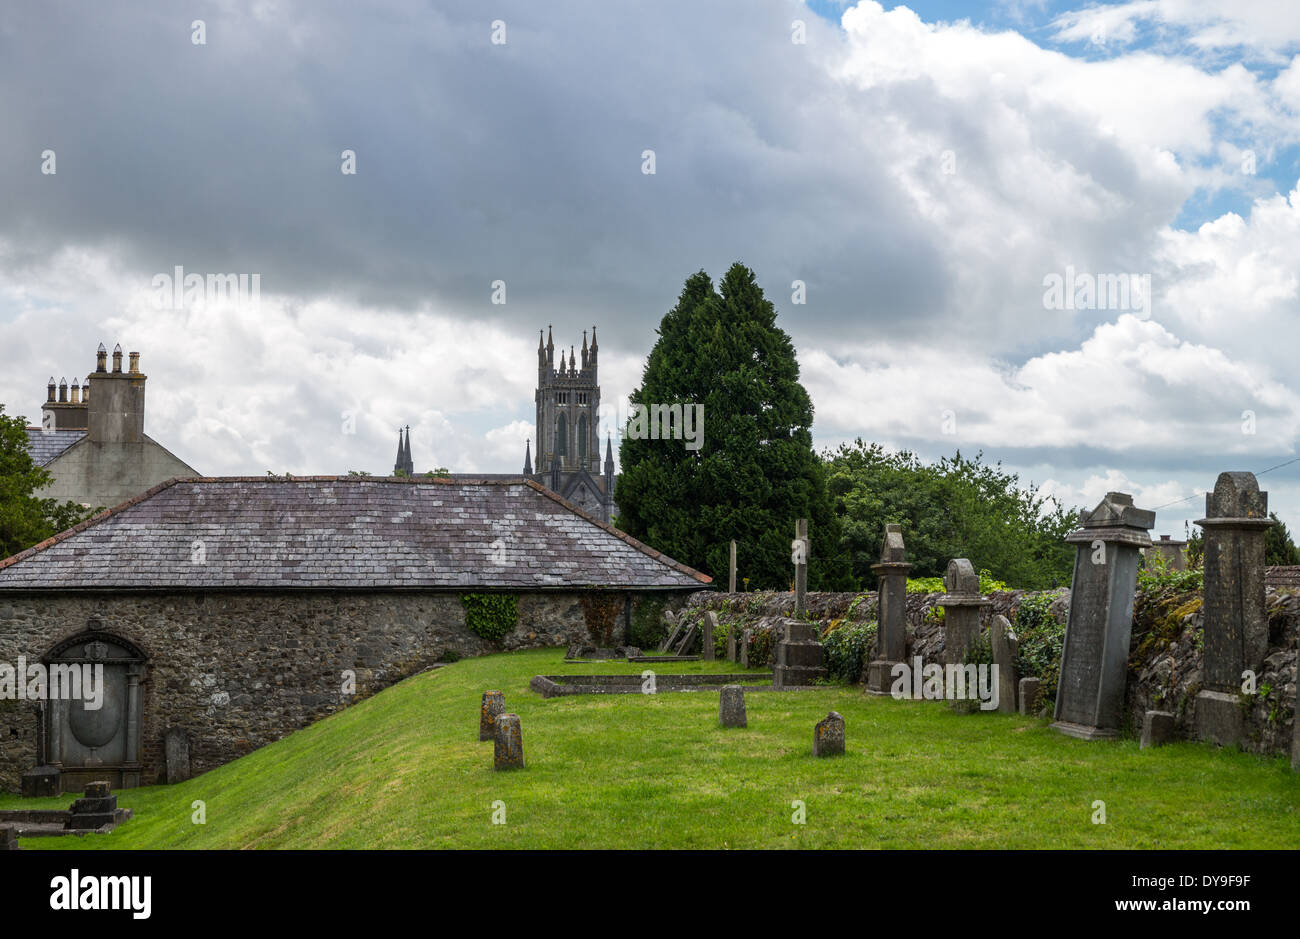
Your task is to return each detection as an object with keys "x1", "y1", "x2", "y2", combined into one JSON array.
[
  {"x1": 702, "y1": 612, "x2": 718, "y2": 661},
  {"x1": 719, "y1": 686, "x2": 747, "y2": 727},
  {"x1": 740, "y1": 629, "x2": 751, "y2": 668},
  {"x1": 990, "y1": 614, "x2": 1018, "y2": 715},
  {"x1": 939, "y1": 559, "x2": 990, "y2": 664},
  {"x1": 772, "y1": 618, "x2": 826, "y2": 689},
  {"x1": 1195, "y1": 472, "x2": 1273, "y2": 748},
  {"x1": 493, "y1": 714, "x2": 524, "y2": 770},
  {"x1": 813, "y1": 711, "x2": 845, "y2": 757},
  {"x1": 726, "y1": 624, "x2": 737, "y2": 662},
  {"x1": 793, "y1": 519, "x2": 809, "y2": 617},
  {"x1": 729, "y1": 540, "x2": 737, "y2": 594},
  {"x1": 1051, "y1": 491, "x2": 1154, "y2": 740},
  {"x1": 480, "y1": 690, "x2": 506, "y2": 741},
  {"x1": 866, "y1": 524, "x2": 911, "y2": 695}
]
